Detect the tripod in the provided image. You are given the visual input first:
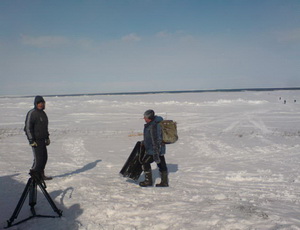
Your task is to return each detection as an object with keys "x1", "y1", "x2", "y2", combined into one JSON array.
[{"x1": 6, "y1": 171, "x2": 63, "y2": 228}]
